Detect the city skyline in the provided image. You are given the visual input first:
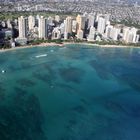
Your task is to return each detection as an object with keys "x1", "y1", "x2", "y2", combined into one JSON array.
[
  {"x1": 18, "y1": 13, "x2": 139, "y2": 42},
  {"x1": 0, "y1": 0, "x2": 140, "y2": 48},
  {"x1": 0, "y1": 12, "x2": 139, "y2": 48}
]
